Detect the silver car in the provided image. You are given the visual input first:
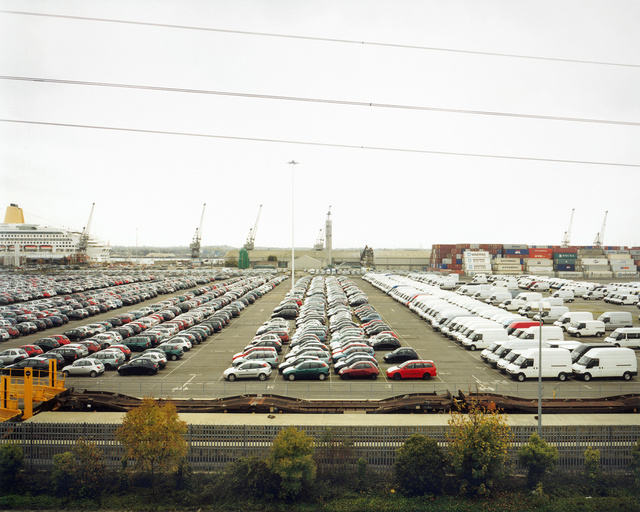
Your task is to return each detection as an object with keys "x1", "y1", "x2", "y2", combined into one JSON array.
[
  {"x1": 62, "y1": 359, "x2": 105, "y2": 378},
  {"x1": 0, "y1": 348, "x2": 29, "y2": 365},
  {"x1": 223, "y1": 361, "x2": 272, "y2": 382},
  {"x1": 90, "y1": 351, "x2": 125, "y2": 370}
]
